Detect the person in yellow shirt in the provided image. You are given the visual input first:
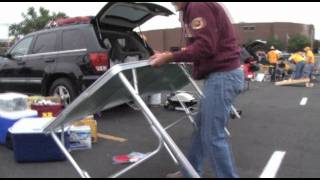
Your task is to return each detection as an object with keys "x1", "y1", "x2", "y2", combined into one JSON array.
[
  {"x1": 304, "y1": 47, "x2": 315, "y2": 79},
  {"x1": 267, "y1": 46, "x2": 280, "y2": 64},
  {"x1": 289, "y1": 51, "x2": 306, "y2": 79},
  {"x1": 267, "y1": 46, "x2": 280, "y2": 81}
]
